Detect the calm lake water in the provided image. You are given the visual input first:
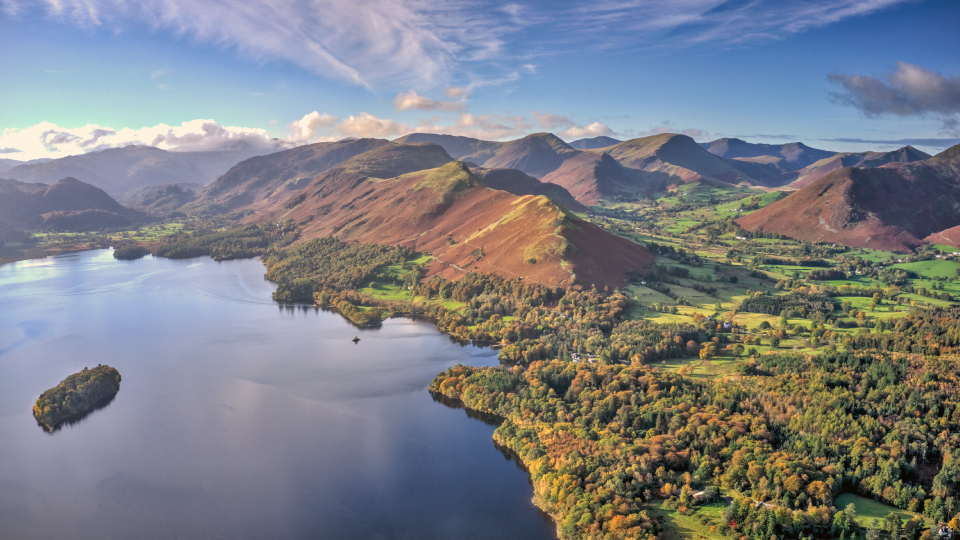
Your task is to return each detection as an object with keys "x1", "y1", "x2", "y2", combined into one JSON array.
[{"x1": 0, "y1": 250, "x2": 557, "y2": 540}]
